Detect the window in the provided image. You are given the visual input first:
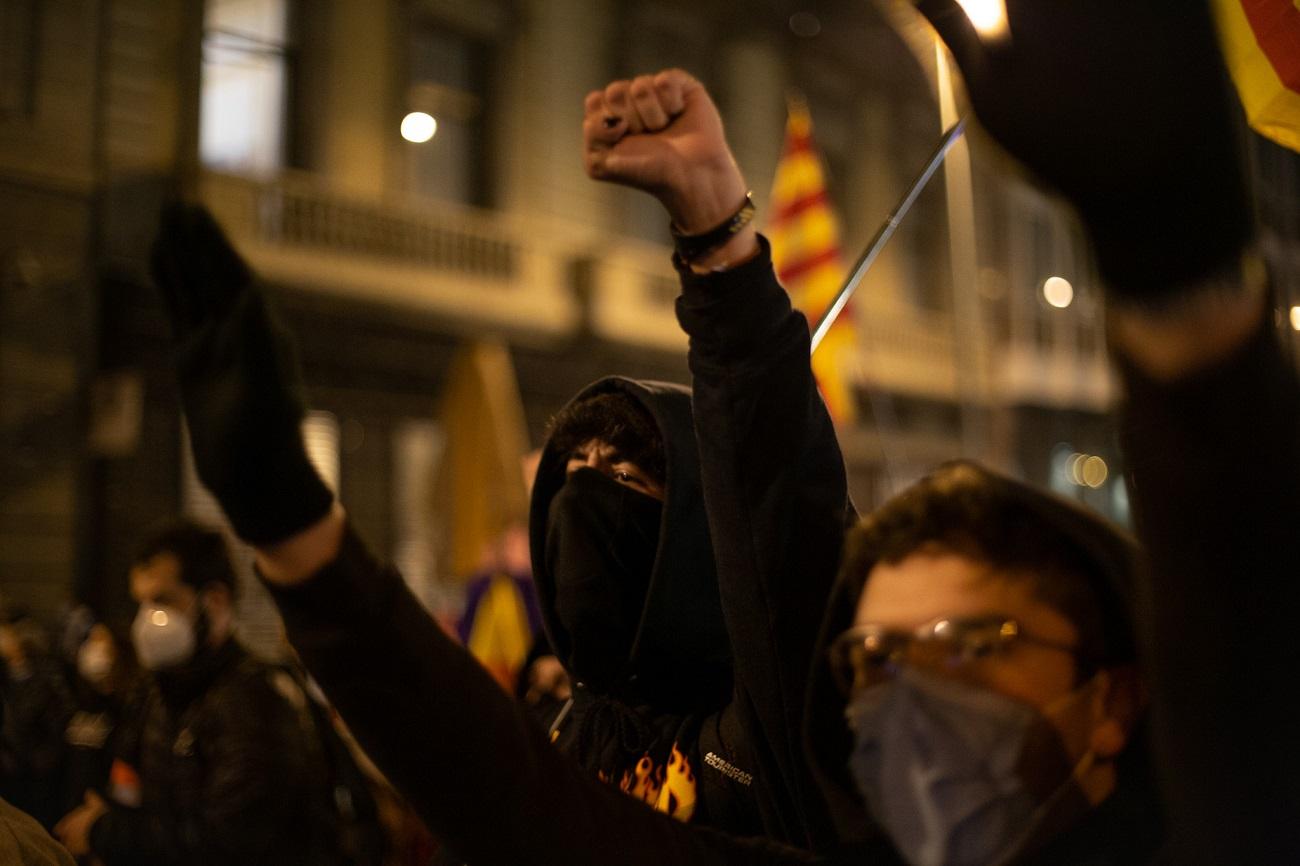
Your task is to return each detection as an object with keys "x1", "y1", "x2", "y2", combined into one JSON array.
[
  {"x1": 200, "y1": 0, "x2": 292, "y2": 174},
  {"x1": 404, "y1": 26, "x2": 488, "y2": 206},
  {"x1": 0, "y1": 0, "x2": 38, "y2": 118}
]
